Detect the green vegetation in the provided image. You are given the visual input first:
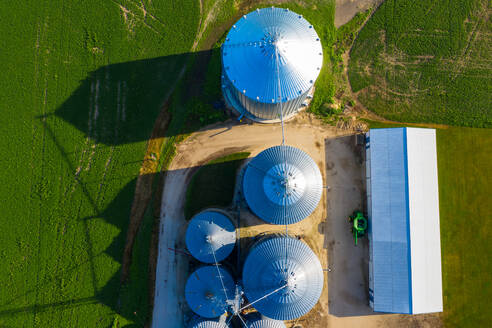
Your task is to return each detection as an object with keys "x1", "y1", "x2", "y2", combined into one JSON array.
[
  {"x1": 0, "y1": 0, "x2": 199, "y2": 327},
  {"x1": 314, "y1": 8, "x2": 373, "y2": 123},
  {"x1": 437, "y1": 127, "x2": 491, "y2": 327},
  {"x1": 334, "y1": 9, "x2": 372, "y2": 69},
  {"x1": 349, "y1": 0, "x2": 492, "y2": 127},
  {"x1": 185, "y1": 152, "x2": 250, "y2": 220}
]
